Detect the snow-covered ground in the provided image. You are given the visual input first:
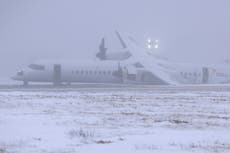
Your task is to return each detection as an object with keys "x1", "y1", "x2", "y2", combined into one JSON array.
[{"x1": 0, "y1": 86, "x2": 230, "y2": 153}]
